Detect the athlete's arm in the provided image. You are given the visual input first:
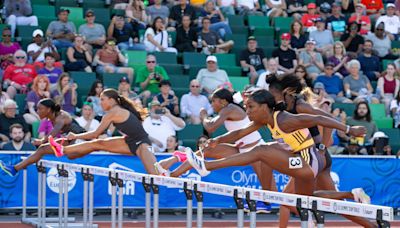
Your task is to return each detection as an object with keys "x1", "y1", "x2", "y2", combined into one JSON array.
[
  {"x1": 201, "y1": 106, "x2": 230, "y2": 133},
  {"x1": 280, "y1": 112, "x2": 366, "y2": 137},
  {"x1": 210, "y1": 121, "x2": 263, "y2": 145},
  {"x1": 68, "y1": 113, "x2": 113, "y2": 140}
]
